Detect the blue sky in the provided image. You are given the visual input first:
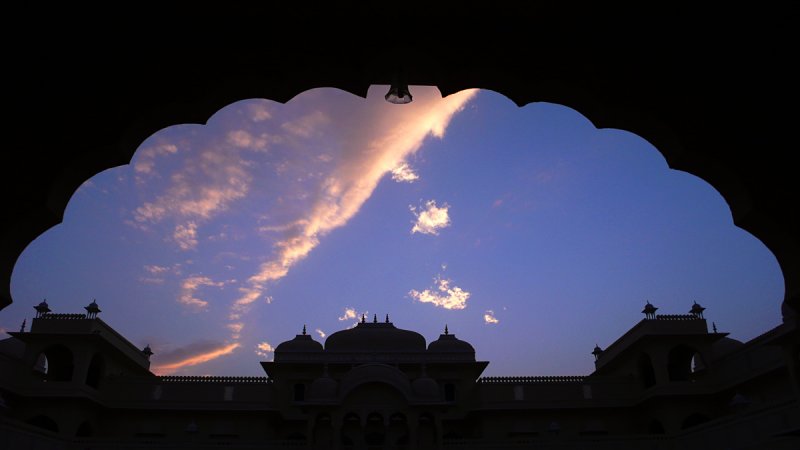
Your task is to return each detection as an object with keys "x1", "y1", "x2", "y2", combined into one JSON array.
[{"x1": 2, "y1": 86, "x2": 784, "y2": 376}]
